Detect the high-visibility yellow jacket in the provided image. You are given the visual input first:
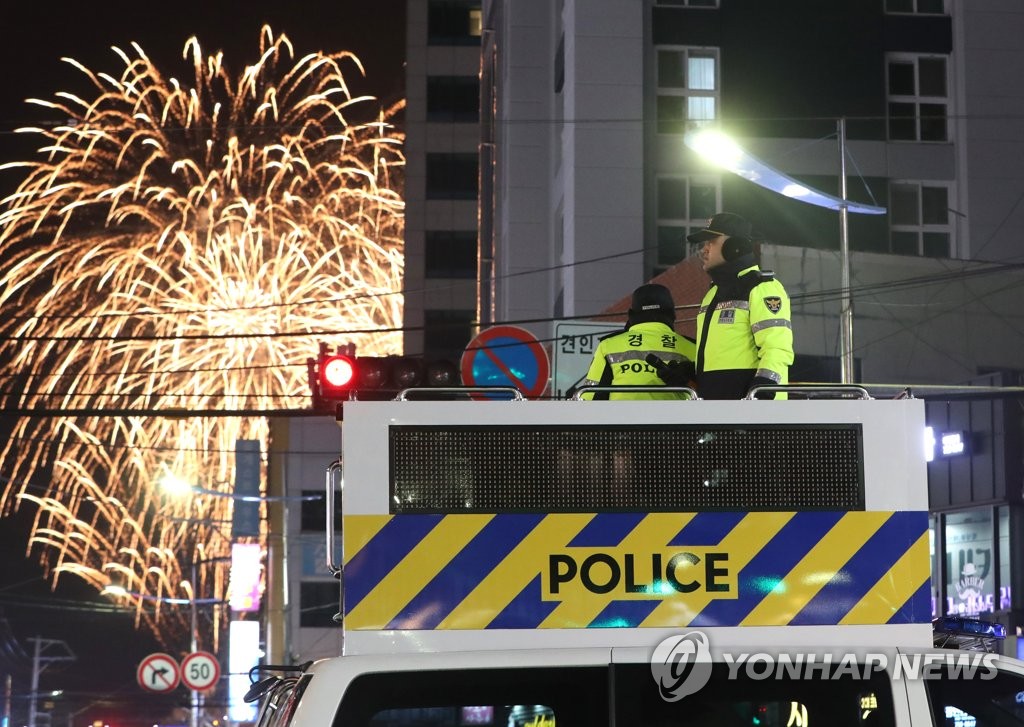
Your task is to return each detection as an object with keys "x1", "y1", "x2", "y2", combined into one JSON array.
[
  {"x1": 696, "y1": 265, "x2": 794, "y2": 400},
  {"x1": 580, "y1": 321, "x2": 696, "y2": 400}
]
